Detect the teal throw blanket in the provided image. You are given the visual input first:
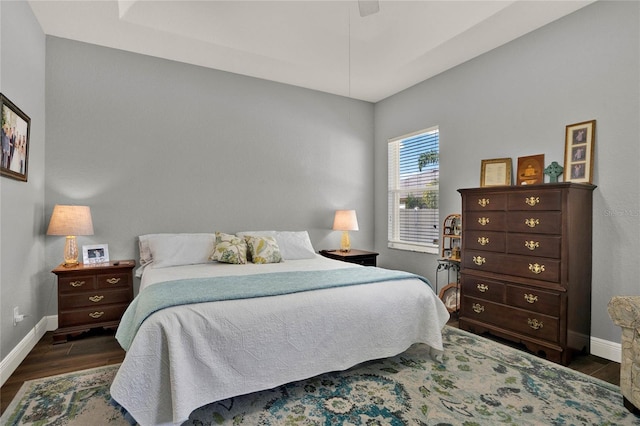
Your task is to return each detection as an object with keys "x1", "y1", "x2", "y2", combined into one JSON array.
[{"x1": 116, "y1": 267, "x2": 432, "y2": 351}]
